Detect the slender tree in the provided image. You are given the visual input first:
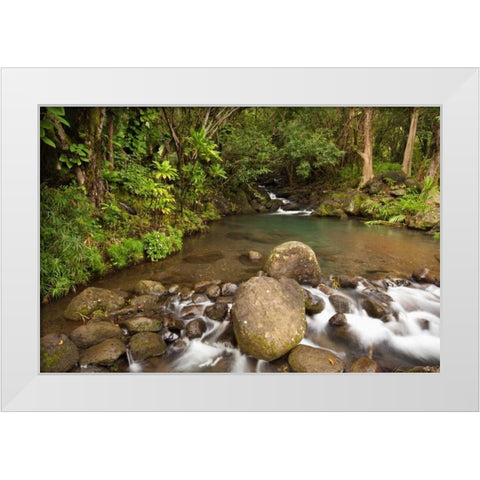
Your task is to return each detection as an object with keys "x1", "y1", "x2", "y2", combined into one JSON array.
[
  {"x1": 358, "y1": 107, "x2": 374, "y2": 187},
  {"x1": 425, "y1": 116, "x2": 440, "y2": 180},
  {"x1": 402, "y1": 107, "x2": 419, "y2": 176}
]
